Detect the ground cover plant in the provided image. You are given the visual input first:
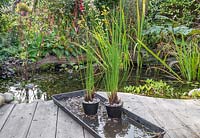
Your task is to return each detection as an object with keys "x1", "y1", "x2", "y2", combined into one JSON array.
[{"x1": 124, "y1": 79, "x2": 176, "y2": 98}]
